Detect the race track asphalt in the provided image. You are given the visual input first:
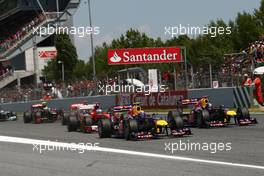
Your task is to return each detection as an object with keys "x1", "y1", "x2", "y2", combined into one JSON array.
[{"x1": 0, "y1": 114, "x2": 263, "y2": 176}]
